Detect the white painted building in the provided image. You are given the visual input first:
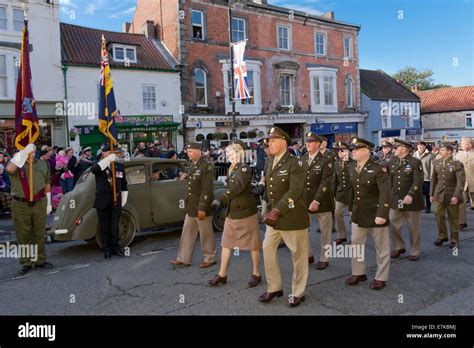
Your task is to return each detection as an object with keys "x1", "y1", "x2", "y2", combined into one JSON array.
[
  {"x1": 60, "y1": 22, "x2": 182, "y2": 154},
  {"x1": 0, "y1": 0, "x2": 64, "y2": 149}
]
